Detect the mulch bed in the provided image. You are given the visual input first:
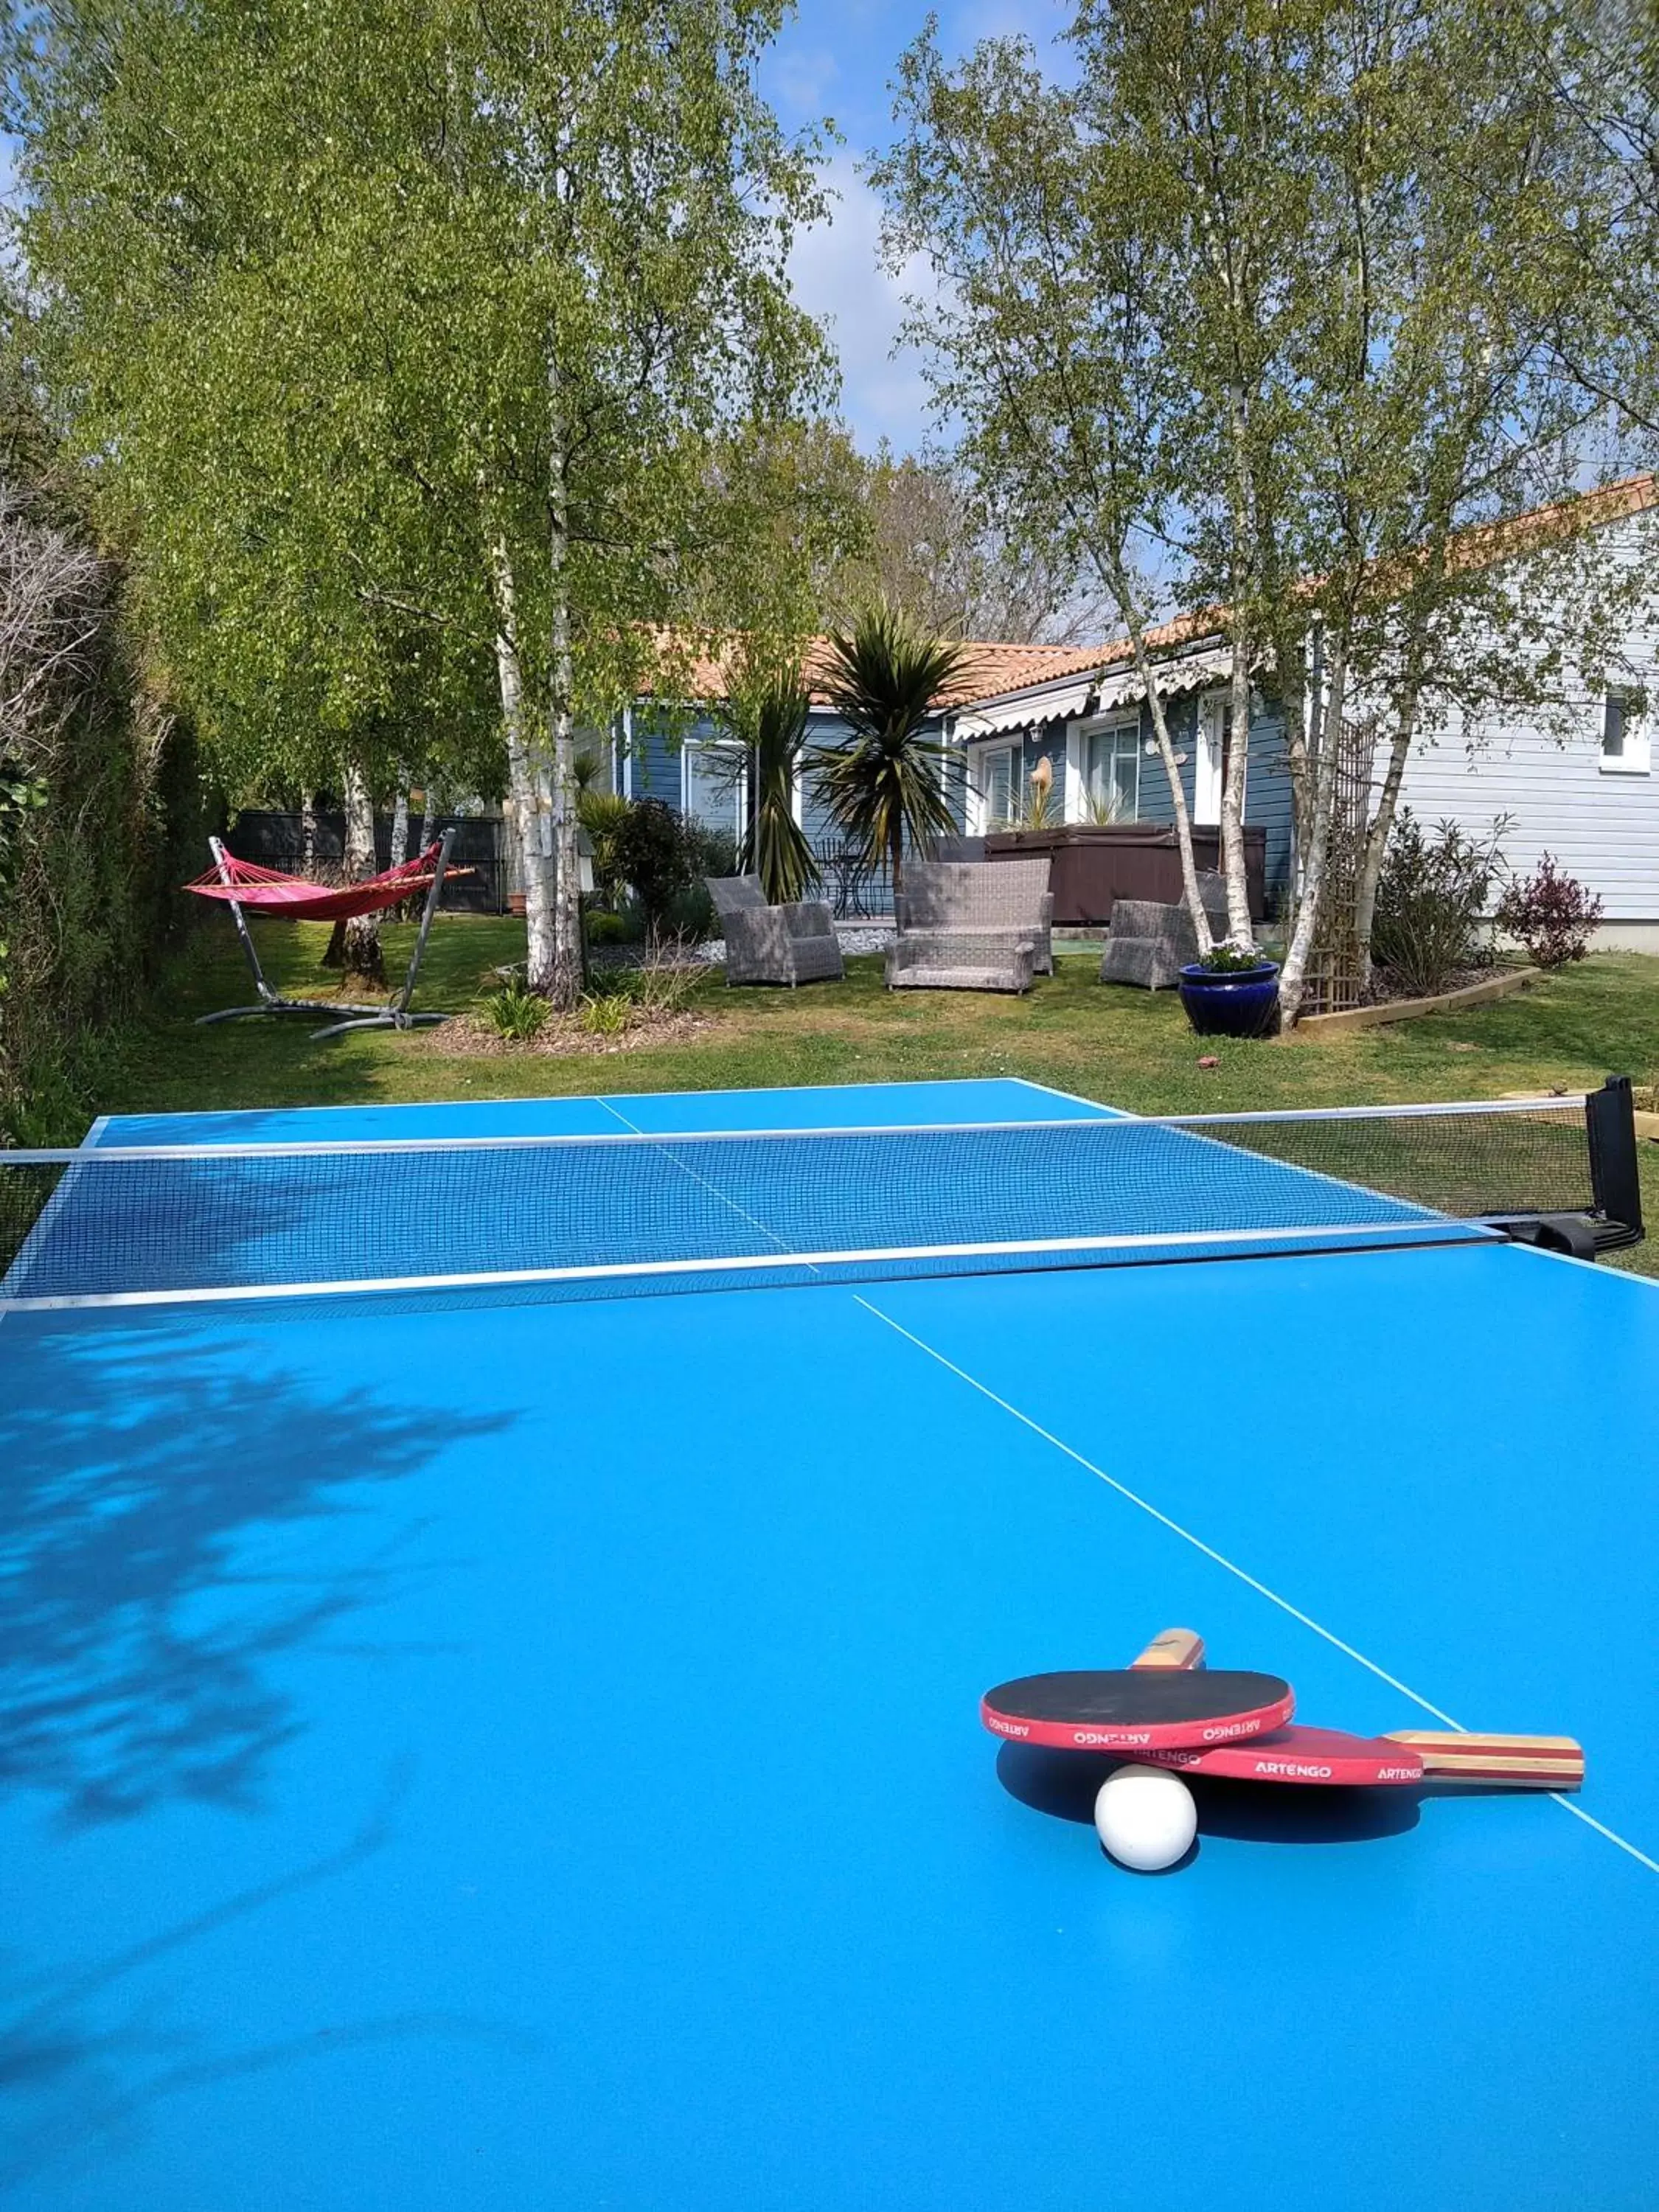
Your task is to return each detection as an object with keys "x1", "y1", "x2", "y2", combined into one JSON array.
[
  {"x1": 425, "y1": 1007, "x2": 719, "y2": 1058},
  {"x1": 1363, "y1": 961, "x2": 1502, "y2": 1006}
]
